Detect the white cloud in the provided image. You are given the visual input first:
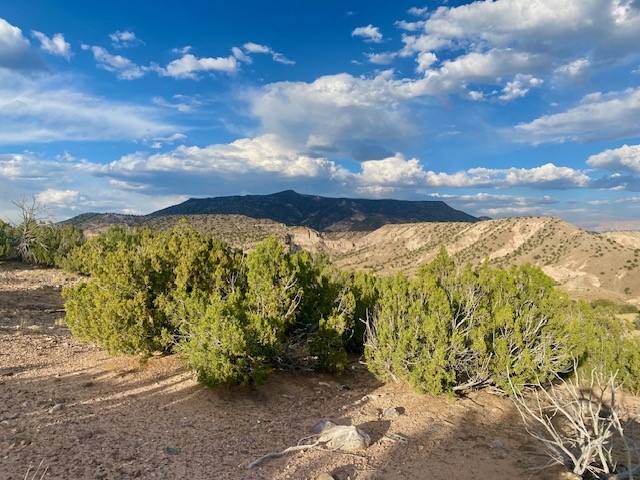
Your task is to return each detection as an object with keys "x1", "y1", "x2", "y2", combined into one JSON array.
[
  {"x1": 243, "y1": 42, "x2": 270, "y2": 54},
  {"x1": 109, "y1": 30, "x2": 144, "y2": 49},
  {"x1": 0, "y1": 17, "x2": 45, "y2": 71},
  {"x1": 408, "y1": 7, "x2": 429, "y2": 17},
  {"x1": 152, "y1": 95, "x2": 202, "y2": 112},
  {"x1": 359, "y1": 154, "x2": 426, "y2": 185},
  {"x1": 250, "y1": 72, "x2": 413, "y2": 155},
  {"x1": 31, "y1": 31, "x2": 72, "y2": 60},
  {"x1": 0, "y1": 73, "x2": 175, "y2": 144},
  {"x1": 395, "y1": 20, "x2": 426, "y2": 32},
  {"x1": 415, "y1": 52, "x2": 437, "y2": 73},
  {"x1": 396, "y1": 0, "x2": 640, "y2": 98},
  {"x1": 36, "y1": 189, "x2": 84, "y2": 207},
  {"x1": 83, "y1": 45, "x2": 148, "y2": 80},
  {"x1": 514, "y1": 87, "x2": 640, "y2": 144},
  {"x1": 148, "y1": 133, "x2": 187, "y2": 149},
  {"x1": 352, "y1": 25, "x2": 383, "y2": 43},
  {"x1": 587, "y1": 144, "x2": 640, "y2": 173},
  {"x1": 171, "y1": 46, "x2": 192, "y2": 55},
  {"x1": 159, "y1": 53, "x2": 238, "y2": 79},
  {"x1": 419, "y1": 0, "x2": 639, "y2": 51},
  {"x1": 232, "y1": 46, "x2": 251, "y2": 64},
  {"x1": 555, "y1": 58, "x2": 590, "y2": 78},
  {"x1": 499, "y1": 74, "x2": 543, "y2": 101},
  {"x1": 105, "y1": 134, "x2": 341, "y2": 179},
  {"x1": 422, "y1": 163, "x2": 589, "y2": 189},
  {"x1": 242, "y1": 42, "x2": 294, "y2": 65},
  {"x1": 366, "y1": 52, "x2": 397, "y2": 65}
]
